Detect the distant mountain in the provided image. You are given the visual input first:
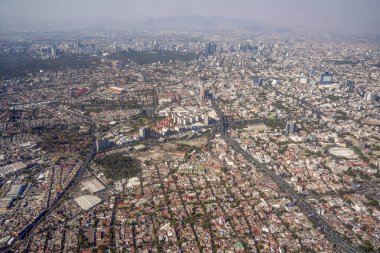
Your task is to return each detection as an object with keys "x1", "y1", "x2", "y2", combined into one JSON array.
[
  {"x1": 132, "y1": 15, "x2": 269, "y2": 32},
  {"x1": 0, "y1": 15, "x2": 42, "y2": 32},
  {"x1": 0, "y1": 15, "x2": 80, "y2": 32},
  {"x1": 0, "y1": 14, "x2": 291, "y2": 33}
]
